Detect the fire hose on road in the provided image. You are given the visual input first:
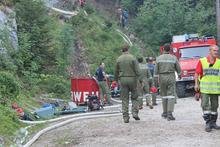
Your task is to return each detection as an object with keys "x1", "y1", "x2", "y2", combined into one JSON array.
[
  {"x1": 111, "y1": 97, "x2": 162, "y2": 103},
  {"x1": 23, "y1": 111, "x2": 122, "y2": 147},
  {"x1": 22, "y1": 97, "x2": 161, "y2": 146},
  {"x1": 20, "y1": 105, "x2": 121, "y2": 125}
]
